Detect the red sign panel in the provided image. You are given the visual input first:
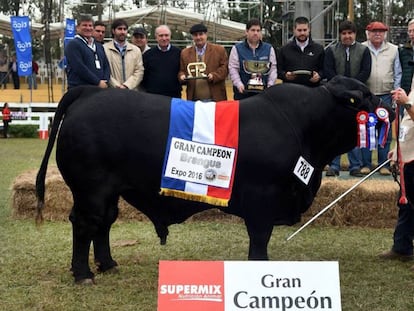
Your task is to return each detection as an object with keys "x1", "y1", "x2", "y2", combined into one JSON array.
[{"x1": 158, "y1": 261, "x2": 224, "y2": 311}]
